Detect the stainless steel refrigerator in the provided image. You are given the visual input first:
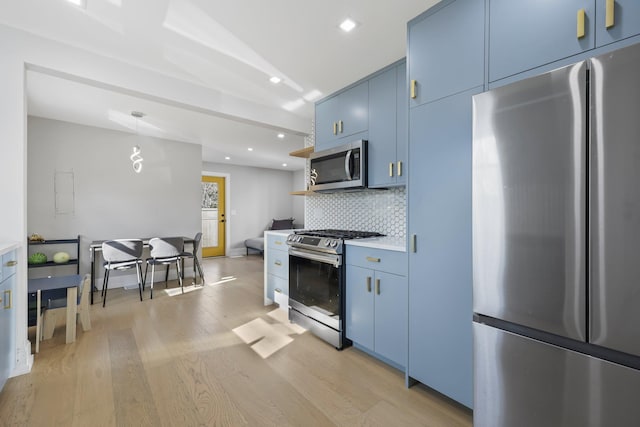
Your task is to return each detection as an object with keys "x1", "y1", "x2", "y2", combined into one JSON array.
[{"x1": 473, "y1": 42, "x2": 640, "y2": 427}]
